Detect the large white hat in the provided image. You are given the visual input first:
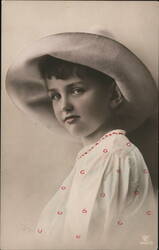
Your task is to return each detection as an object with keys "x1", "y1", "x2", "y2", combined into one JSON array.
[{"x1": 6, "y1": 32, "x2": 157, "y2": 137}]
